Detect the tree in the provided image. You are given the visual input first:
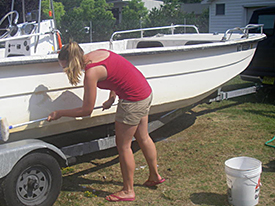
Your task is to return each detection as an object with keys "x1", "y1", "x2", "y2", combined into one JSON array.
[
  {"x1": 119, "y1": 0, "x2": 148, "y2": 30},
  {"x1": 145, "y1": 0, "x2": 185, "y2": 28},
  {"x1": 55, "y1": 0, "x2": 81, "y2": 11},
  {"x1": 60, "y1": 0, "x2": 115, "y2": 43},
  {"x1": 41, "y1": 0, "x2": 65, "y2": 27}
]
